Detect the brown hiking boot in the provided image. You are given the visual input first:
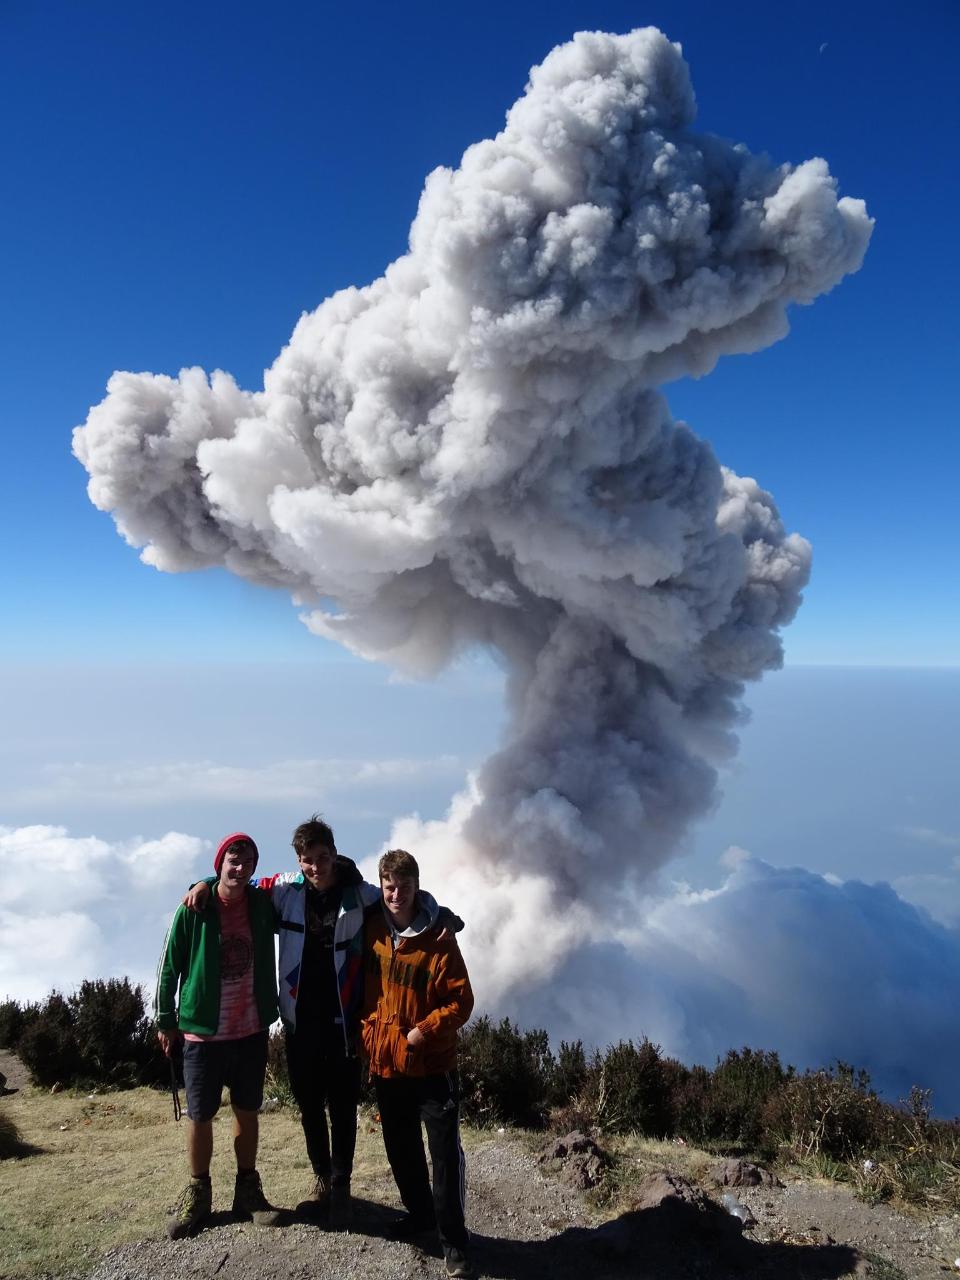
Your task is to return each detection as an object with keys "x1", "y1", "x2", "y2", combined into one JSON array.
[
  {"x1": 444, "y1": 1246, "x2": 476, "y2": 1278},
  {"x1": 297, "y1": 1173, "x2": 331, "y2": 1222},
  {"x1": 167, "y1": 1176, "x2": 212, "y2": 1239},
  {"x1": 330, "y1": 1180, "x2": 353, "y2": 1228},
  {"x1": 232, "y1": 1169, "x2": 282, "y2": 1226}
]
